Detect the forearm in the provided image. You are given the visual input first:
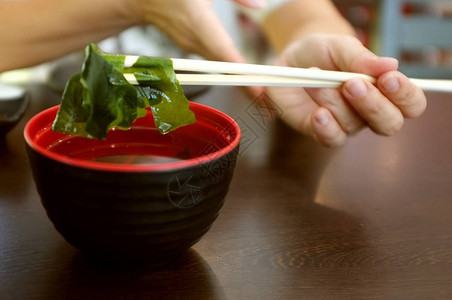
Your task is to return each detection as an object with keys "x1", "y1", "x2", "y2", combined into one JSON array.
[
  {"x1": 0, "y1": 0, "x2": 139, "y2": 72},
  {"x1": 262, "y1": 0, "x2": 355, "y2": 53}
]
